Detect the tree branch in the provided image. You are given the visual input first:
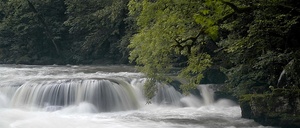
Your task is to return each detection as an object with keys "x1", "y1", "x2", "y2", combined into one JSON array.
[
  {"x1": 221, "y1": 0, "x2": 253, "y2": 14},
  {"x1": 217, "y1": 11, "x2": 235, "y2": 24},
  {"x1": 173, "y1": 29, "x2": 204, "y2": 55}
]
